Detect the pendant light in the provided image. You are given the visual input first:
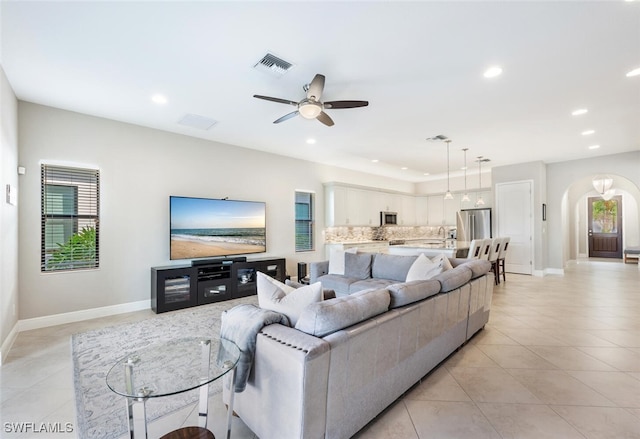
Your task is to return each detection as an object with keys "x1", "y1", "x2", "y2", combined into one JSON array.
[
  {"x1": 461, "y1": 148, "x2": 470, "y2": 202},
  {"x1": 475, "y1": 156, "x2": 489, "y2": 207},
  {"x1": 444, "y1": 139, "x2": 453, "y2": 200},
  {"x1": 592, "y1": 175, "x2": 614, "y2": 200}
]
